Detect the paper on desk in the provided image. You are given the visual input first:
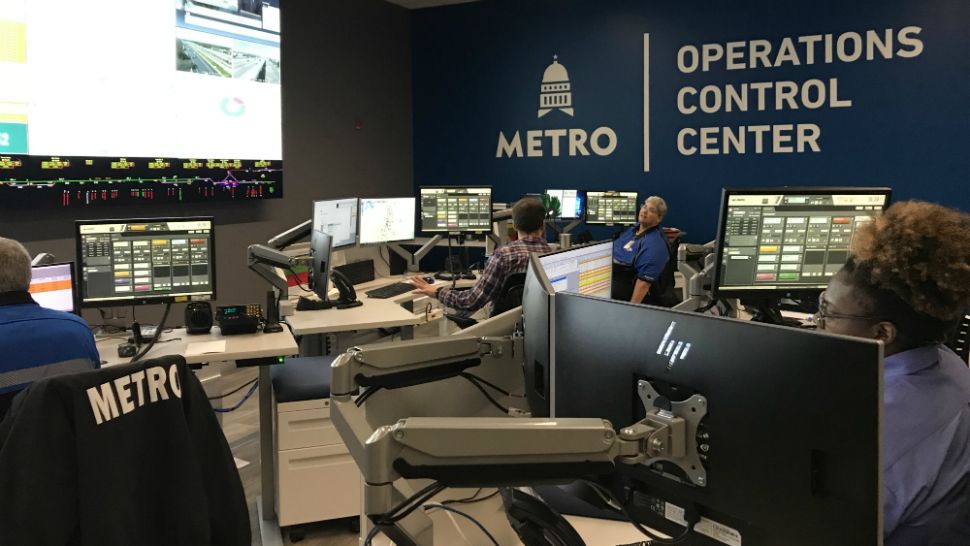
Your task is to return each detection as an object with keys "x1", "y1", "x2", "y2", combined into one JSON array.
[{"x1": 185, "y1": 340, "x2": 227, "y2": 357}]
